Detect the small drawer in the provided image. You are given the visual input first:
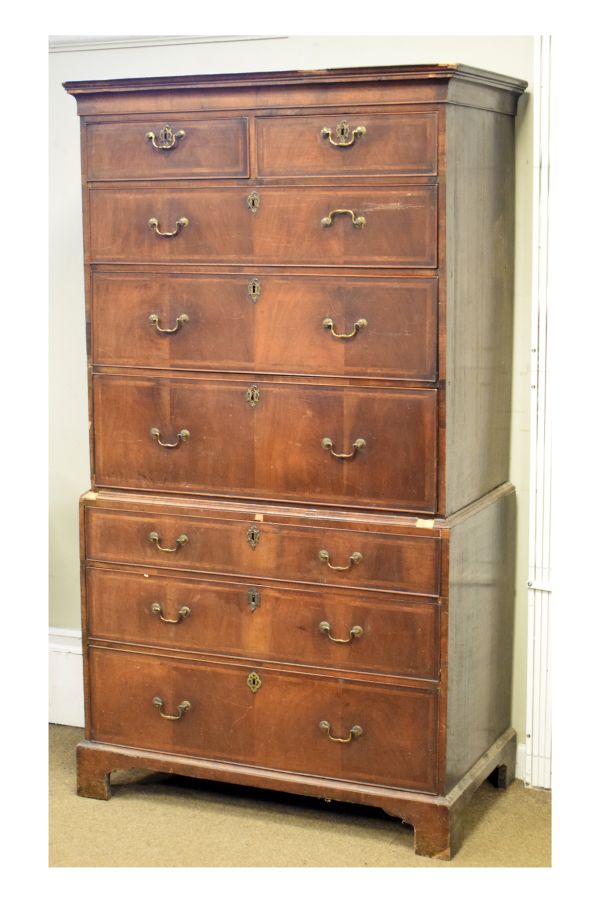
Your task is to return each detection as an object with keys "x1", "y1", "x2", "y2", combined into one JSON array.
[
  {"x1": 89, "y1": 647, "x2": 439, "y2": 792},
  {"x1": 86, "y1": 568, "x2": 441, "y2": 680},
  {"x1": 91, "y1": 273, "x2": 438, "y2": 382},
  {"x1": 85, "y1": 508, "x2": 441, "y2": 597},
  {"x1": 86, "y1": 117, "x2": 249, "y2": 181},
  {"x1": 256, "y1": 111, "x2": 438, "y2": 178},
  {"x1": 92, "y1": 374, "x2": 438, "y2": 513},
  {"x1": 88, "y1": 186, "x2": 438, "y2": 267}
]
